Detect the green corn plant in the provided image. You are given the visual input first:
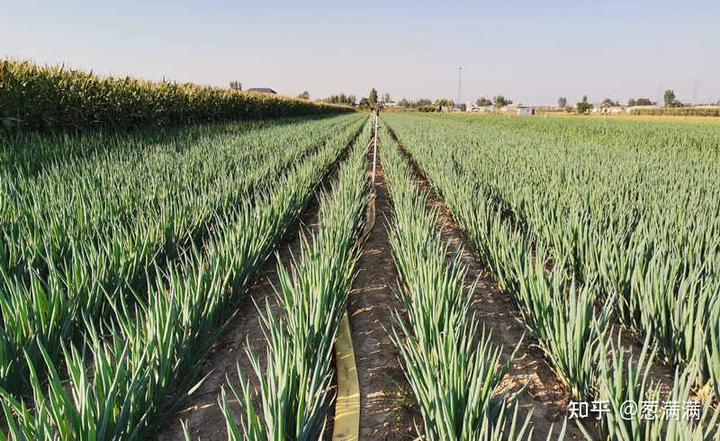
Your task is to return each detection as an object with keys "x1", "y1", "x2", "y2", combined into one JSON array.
[{"x1": 0, "y1": 58, "x2": 352, "y2": 133}]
